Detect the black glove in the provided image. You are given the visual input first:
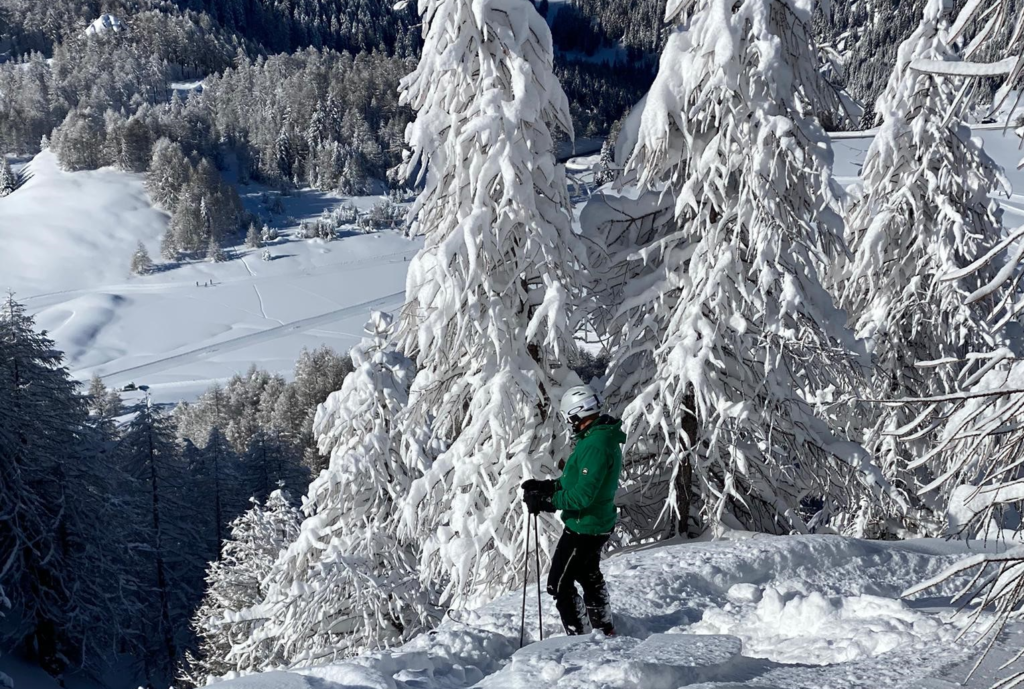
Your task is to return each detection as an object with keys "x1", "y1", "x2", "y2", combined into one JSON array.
[
  {"x1": 521, "y1": 479, "x2": 559, "y2": 496},
  {"x1": 523, "y1": 489, "x2": 557, "y2": 515}
]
